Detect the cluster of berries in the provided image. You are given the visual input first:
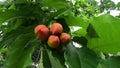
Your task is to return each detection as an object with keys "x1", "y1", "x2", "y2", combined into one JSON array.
[{"x1": 34, "y1": 23, "x2": 71, "y2": 49}]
